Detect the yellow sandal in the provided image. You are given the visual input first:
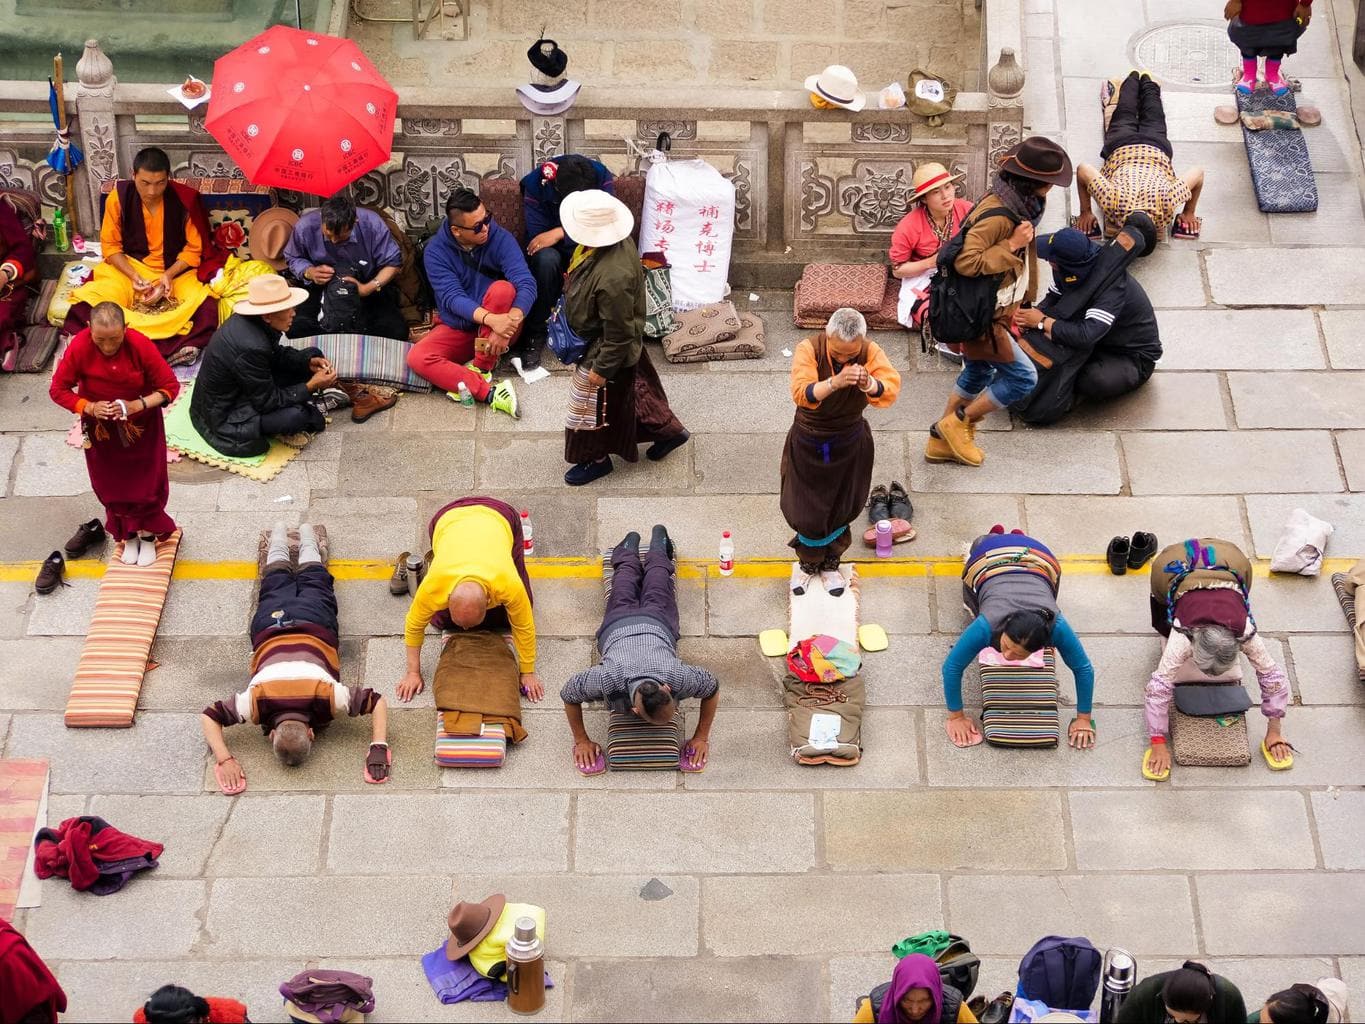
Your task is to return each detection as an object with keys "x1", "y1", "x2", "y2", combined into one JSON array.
[
  {"x1": 1142, "y1": 748, "x2": 1170, "y2": 782},
  {"x1": 1262, "y1": 739, "x2": 1295, "y2": 771}
]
